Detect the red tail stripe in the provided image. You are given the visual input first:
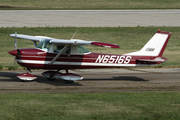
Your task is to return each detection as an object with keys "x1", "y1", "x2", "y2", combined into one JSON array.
[{"x1": 157, "y1": 31, "x2": 172, "y2": 57}]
